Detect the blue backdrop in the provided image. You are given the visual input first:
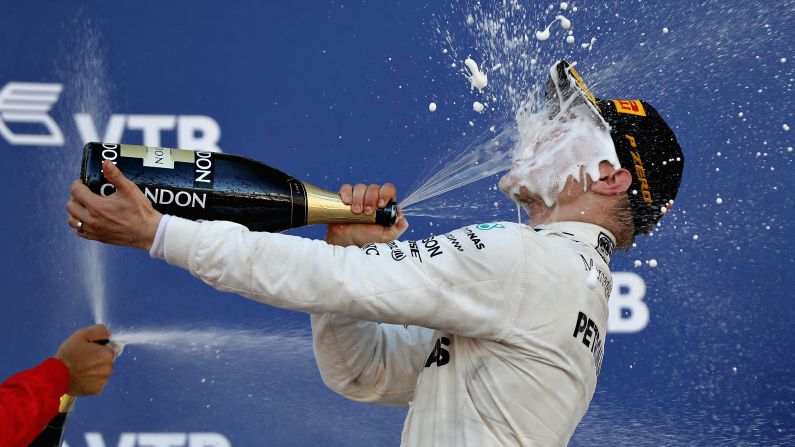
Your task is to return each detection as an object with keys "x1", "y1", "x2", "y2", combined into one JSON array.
[{"x1": 1, "y1": 1, "x2": 793, "y2": 446}]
